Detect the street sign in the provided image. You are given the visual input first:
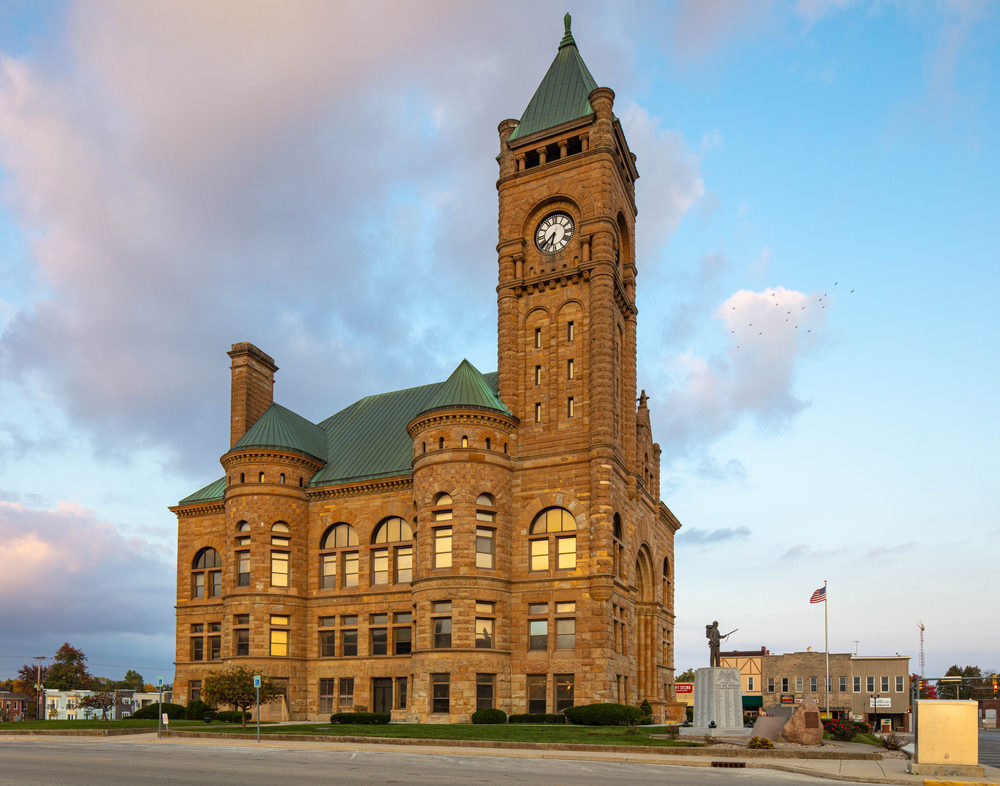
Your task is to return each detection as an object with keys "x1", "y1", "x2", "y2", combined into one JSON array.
[
  {"x1": 157, "y1": 676, "x2": 163, "y2": 687},
  {"x1": 163, "y1": 713, "x2": 169, "y2": 724},
  {"x1": 253, "y1": 675, "x2": 261, "y2": 688}
]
